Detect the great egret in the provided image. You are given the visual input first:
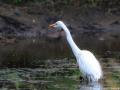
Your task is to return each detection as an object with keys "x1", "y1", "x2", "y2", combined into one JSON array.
[{"x1": 49, "y1": 21, "x2": 103, "y2": 82}]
